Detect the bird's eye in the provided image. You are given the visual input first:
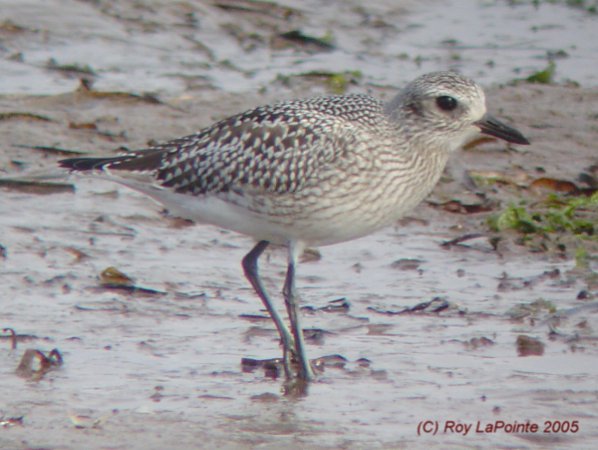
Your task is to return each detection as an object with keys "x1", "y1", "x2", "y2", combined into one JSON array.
[{"x1": 436, "y1": 95, "x2": 458, "y2": 112}]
